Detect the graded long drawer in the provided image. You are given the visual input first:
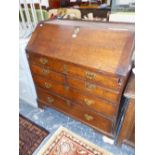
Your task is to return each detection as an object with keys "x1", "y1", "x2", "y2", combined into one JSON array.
[
  {"x1": 33, "y1": 75, "x2": 117, "y2": 118},
  {"x1": 68, "y1": 88, "x2": 117, "y2": 119},
  {"x1": 36, "y1": 87, "x2": 114, "y2": 136},
  {"x1": 28, "y1": 52, "x2": 124, "y2": 91}
]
